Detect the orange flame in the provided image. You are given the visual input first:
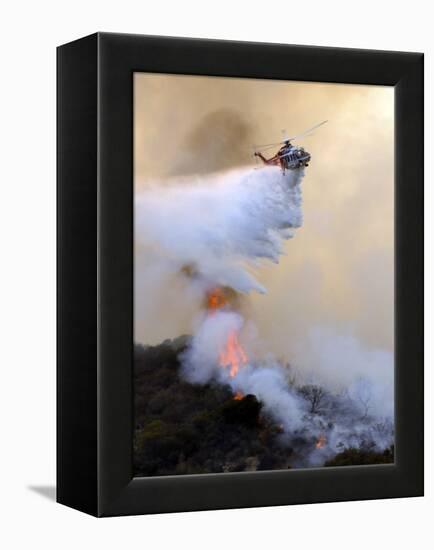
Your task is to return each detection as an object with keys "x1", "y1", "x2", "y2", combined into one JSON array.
[
  {"x1": 316, "y1": 434, "x2": 326, "y2": 449},
  {"x1": 233, "y1": 391, "x2": 244, "y2": 400},
  {"x1": 219, "y1": 330, "x2": 248, "y2": 378},
  {"x1": 205, "y1": 287, "x2": 248, "y2": 378},
  {"x1": 207, "y1": 287, "x2": 227, "y2": 311}
]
